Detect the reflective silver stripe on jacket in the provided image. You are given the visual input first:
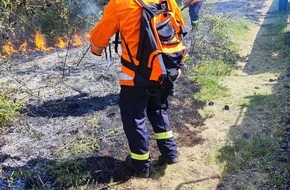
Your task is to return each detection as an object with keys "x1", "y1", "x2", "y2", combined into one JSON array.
[{"x1": 119, "y1": 72, "x2": 133, "y2": 80}]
